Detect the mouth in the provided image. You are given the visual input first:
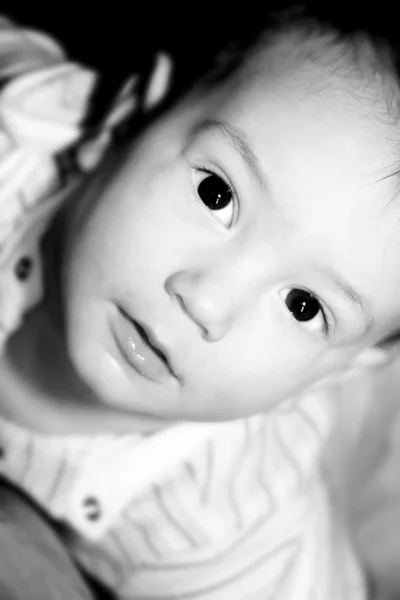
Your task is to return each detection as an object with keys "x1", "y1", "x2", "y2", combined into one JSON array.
[{"x1": 113, "y1": 306, "x2": 176, "y2": 384}]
